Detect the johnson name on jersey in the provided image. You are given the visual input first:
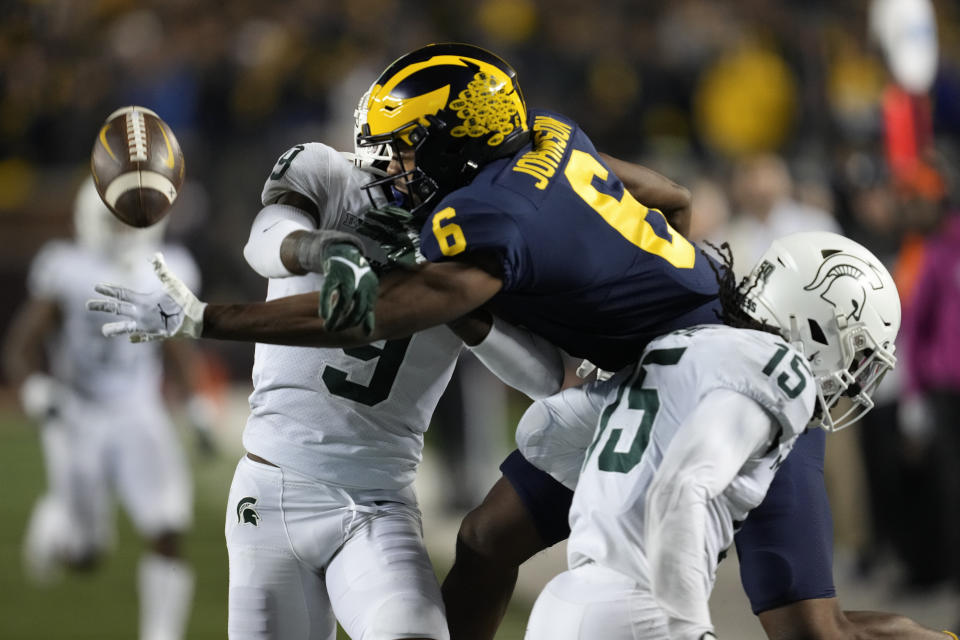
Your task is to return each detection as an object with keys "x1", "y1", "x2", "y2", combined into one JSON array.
[
  {"x1": 566, "y1": 324, "x2": 816, "y2": 588},
  {"x1": 244, "y1": 143, "x2": 463, "y2": 496},
  {"x1": 416, "y1": 109, "x2": 720, "y2": 371}
]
